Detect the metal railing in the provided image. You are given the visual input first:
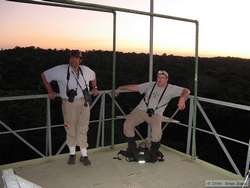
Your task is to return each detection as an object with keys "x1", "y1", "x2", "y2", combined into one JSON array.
[
  {"x1": 7, "y1": 0, "x2": 200, "y2": 158},
  {"x1": 0, "y1": 92, "x2": 249, "y2": 178}
]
